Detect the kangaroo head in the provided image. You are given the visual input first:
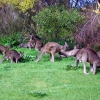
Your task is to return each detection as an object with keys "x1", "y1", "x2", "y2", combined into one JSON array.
[
  {"x1": 8, "y1": 45, "x2": 11, "y2": 48},
  {"x1": 63, "y1": 42, "x2": 69, "y2": 51},
  {"x1": 19, "y1": 52, "x2": 24, "y2": 58},
  {"x1": 5, "y1": 45, "x2": 11, "y2": 53},
  {"x1": 74, "y1": 44, "x2": 79, "y2": 49},
  {"x1": 19, "y1": 43, "x2": 23, "y2": 47},
  {"x1": 29, "y1": 34, "x2": 35, "y2": 41}
]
